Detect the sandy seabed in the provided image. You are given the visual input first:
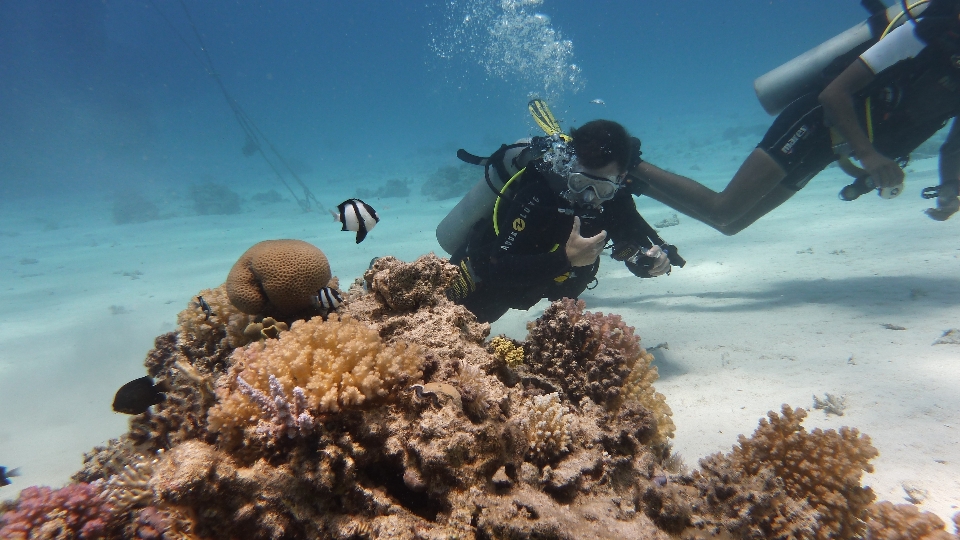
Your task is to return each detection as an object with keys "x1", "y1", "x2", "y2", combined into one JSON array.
[{"x1": 0, "y1": 143, "x2": 957, "y2": 525}]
